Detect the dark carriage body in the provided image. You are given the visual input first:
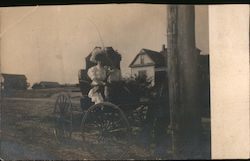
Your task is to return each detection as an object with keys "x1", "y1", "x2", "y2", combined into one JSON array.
[
  {"x1": 54, "y1": 46, "x2": 169, "y2": 159},
  {"x1": 77, "y1": 46, "x2": 168, "y2": 105}
]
